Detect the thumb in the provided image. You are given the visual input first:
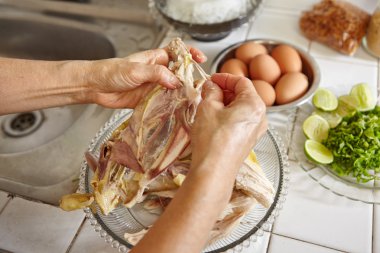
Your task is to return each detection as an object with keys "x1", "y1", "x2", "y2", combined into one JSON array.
[
  {"x1": 129, "y1": 63, "x2": 180, "y2": 89},
  {"x1": 202, "y1": 80, "x2": 223, "y2": 103}
]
